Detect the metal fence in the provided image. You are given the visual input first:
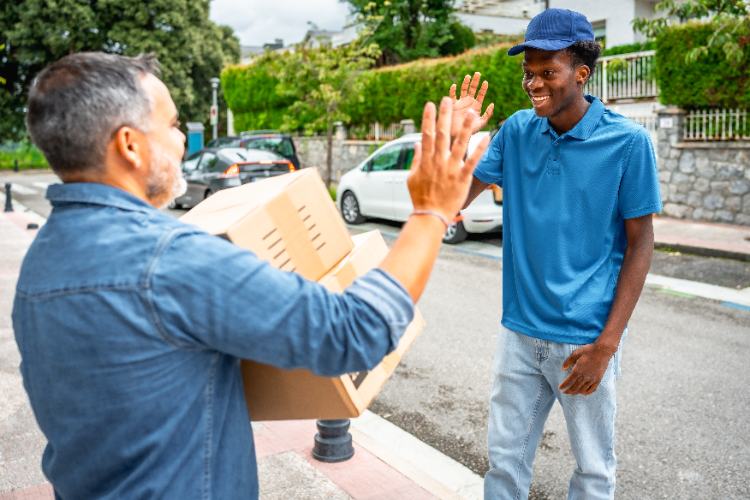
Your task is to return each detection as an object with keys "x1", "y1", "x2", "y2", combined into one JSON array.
[
  {"x1": 684, "y1": 108, "x2": 750, "y2": 141},
  {"x1": 587, "y1": 50, "x2": 657, "y2": 103},
  {"x1": 366, "y1": 122, "x2": 402, "y2": 141}
]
